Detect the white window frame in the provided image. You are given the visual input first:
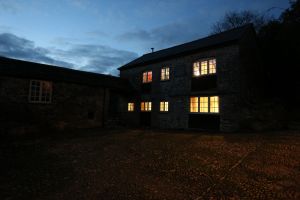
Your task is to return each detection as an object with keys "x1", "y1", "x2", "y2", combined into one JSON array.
[{"x1": 29, "y1": 80, "x2": 52, "y2": 104}]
